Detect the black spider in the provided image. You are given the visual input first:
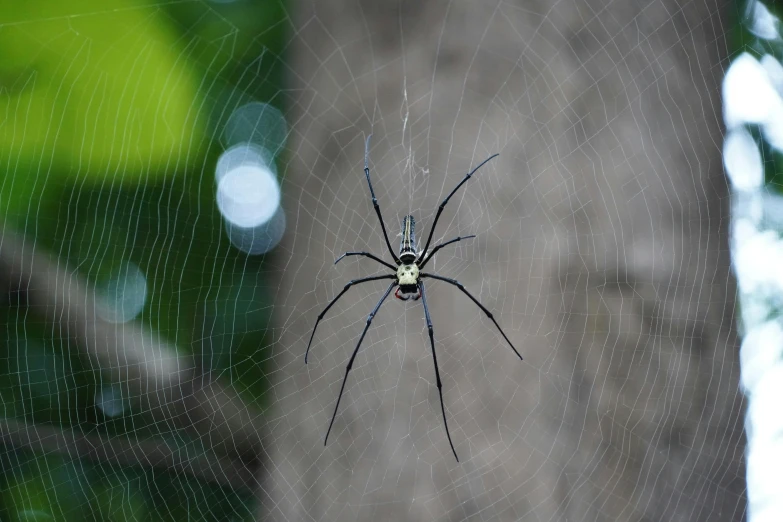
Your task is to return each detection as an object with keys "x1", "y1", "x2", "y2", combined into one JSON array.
[{"x1": 305, "y1": 134, "x2": 523, "y2": 462}]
